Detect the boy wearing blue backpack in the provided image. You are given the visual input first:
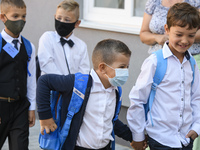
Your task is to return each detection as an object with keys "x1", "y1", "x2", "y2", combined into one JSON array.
[
  {"x1": 37, "y1": 39, "x2": 133, "y2": 150},
  {"x1": 127, "y1": 3, "x2": 200, "y2": 150},
  {"x1": 0, "y1": 0, "x2": 36, "y2": 149}
]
